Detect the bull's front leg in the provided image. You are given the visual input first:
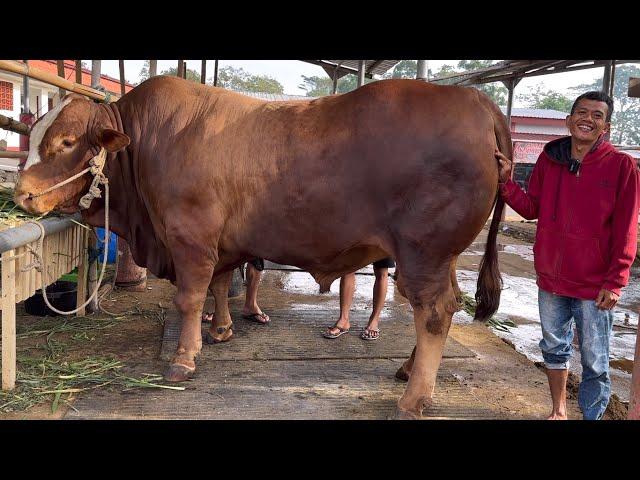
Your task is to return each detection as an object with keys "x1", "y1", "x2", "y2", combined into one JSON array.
[
  {"x1": 164, "y1": 238, "x2": 216, "y2": 383},
  {"x1": 204, "y1": 270, "x2": 234, "y2": 344}
]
